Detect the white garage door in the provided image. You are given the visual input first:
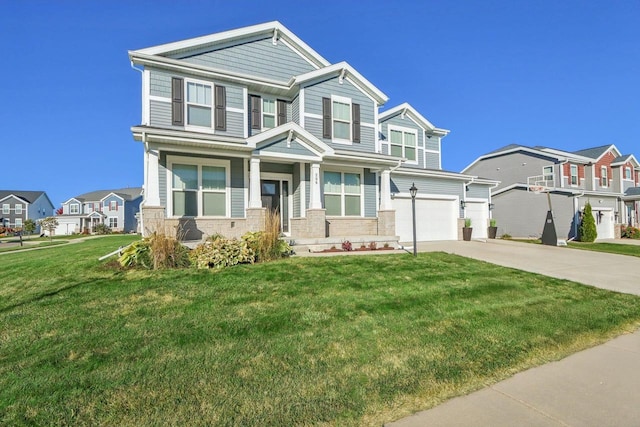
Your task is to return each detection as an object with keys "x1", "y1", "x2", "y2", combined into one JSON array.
[
  {"x1": 593, "y1": 209, "x2": 614, "y2": 240},
  {"x1": 465, "y1": 201, "x2": 488, "y2": 239},
  {"x1": 393, "y1": 196, "x2": 458, "y2": 242}
]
